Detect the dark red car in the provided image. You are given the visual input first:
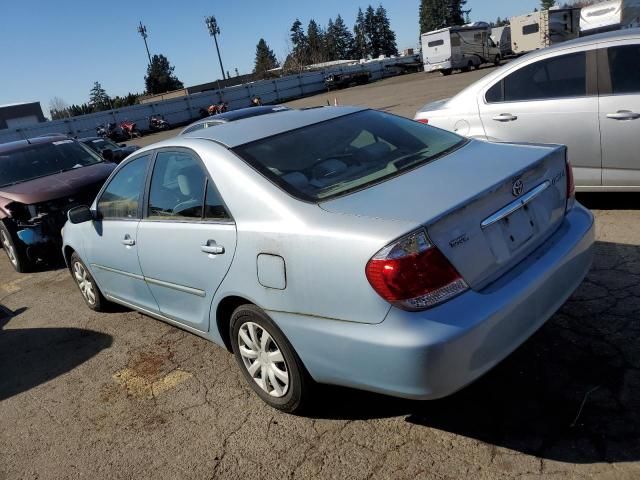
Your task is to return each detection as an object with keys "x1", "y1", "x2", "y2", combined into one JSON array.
[{"x1": 0, "y1": 135, "x2": 116, "y2": 272}]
